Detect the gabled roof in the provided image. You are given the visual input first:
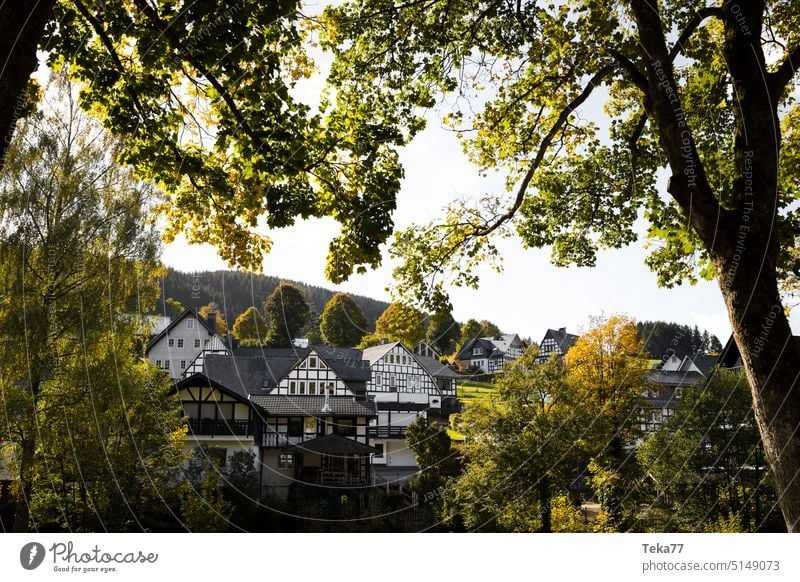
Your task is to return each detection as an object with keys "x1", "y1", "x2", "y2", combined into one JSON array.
[
  {"x1": 455, "y1": 337, "x2": 502, "y2": 361},
  {"x1": 541, "y1": 328, "x2": 580, "y2": 353},
  {"x1": 361, "y1": 341, "x2": 401, "y2": 364},
  {"x1": 203, "y1": 346, "x2": 371, "y2": 394},
  {"x1": 647, "y1": 369, "x2": 705, "y2": 387},
  {"x1": 282, "y1": 432, "x2": 378, "y2": 455},
  {"x1": 145, "y1": 308, "x2": 218, "y2": 353},
  {"x1": 250, "y1": 395, "x2": 377, "y2": 417},
  {"x1": 716, "y1": 334, "x2": 800, "y2": 371},
  {"x1": 486, "y1": 334, "x2": 521, "y2": 353},
  {"x1": 414, "y1": 355, "x2": 461, "y2": 379},
  {"x1": 172, "y1": 372, "x2": 251, "y2": 403}
]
